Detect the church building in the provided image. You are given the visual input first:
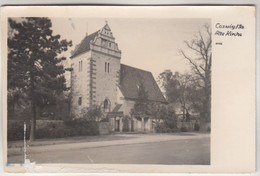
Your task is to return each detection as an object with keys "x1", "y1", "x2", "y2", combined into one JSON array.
[{"x1": 70, "y1": 22, "x2": 167, "y2": 132}]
